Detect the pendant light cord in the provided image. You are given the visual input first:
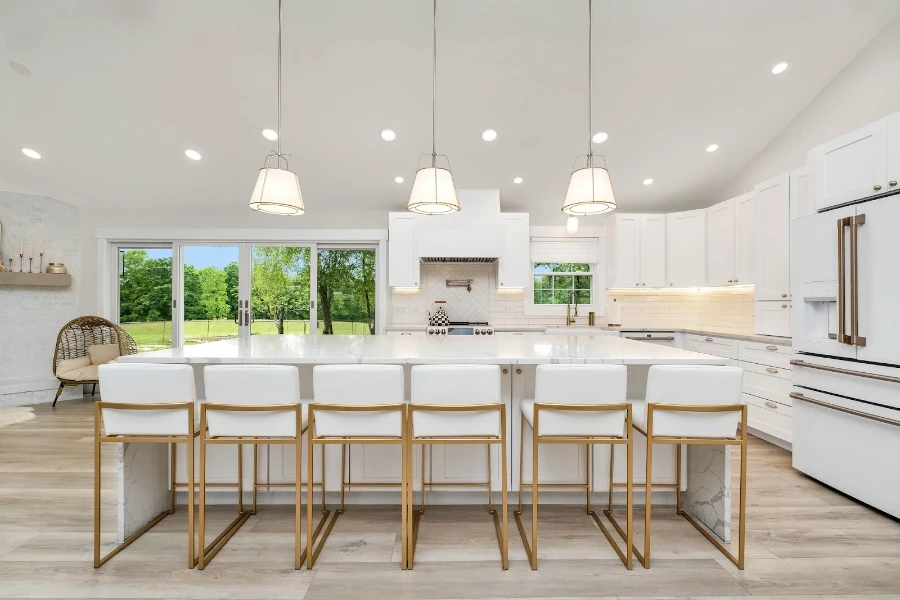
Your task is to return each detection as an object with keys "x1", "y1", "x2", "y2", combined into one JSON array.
[
  {"x1": 587, "y1": 0, "x2": 592, "y2": 166},
  {"x1": 432, "y1": 0, "x2": 437, "y2": 166},
  {"x1": 277, "y1": 0, "x2": 283, "y2": 158}
]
